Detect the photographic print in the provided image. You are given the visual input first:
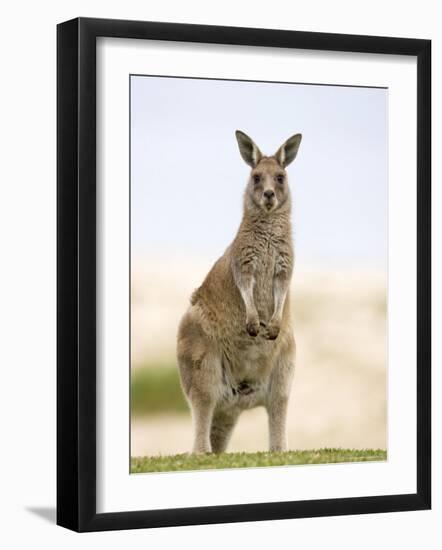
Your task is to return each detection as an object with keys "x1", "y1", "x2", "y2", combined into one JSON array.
[
  {"x1": 57, "y1": 18, "x2": 430, "y2": 531},
  {"x1": 130, "y1": 75, "x2": 388, "y2": 474}
]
